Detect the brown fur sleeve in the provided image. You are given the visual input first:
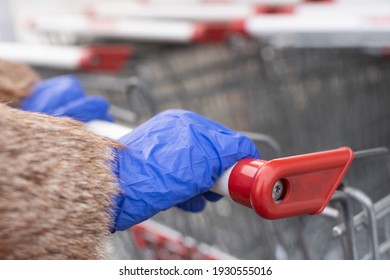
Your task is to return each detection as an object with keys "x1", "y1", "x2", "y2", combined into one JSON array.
[
  {"x1": 0, "y1": 104, "x2": 121, "y2": 259},
  {"x1": 0, "y1": 59, "x2": 40, "y2": 107}
]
